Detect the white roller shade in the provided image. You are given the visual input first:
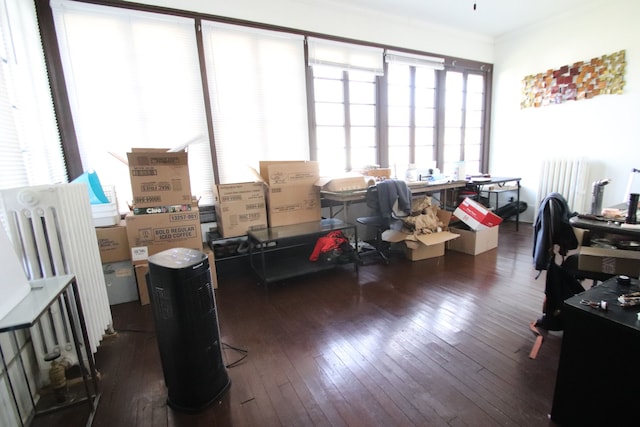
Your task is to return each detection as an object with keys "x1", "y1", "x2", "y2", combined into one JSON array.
[
  {"x1": 308, "y1": 37, "x2": 384, "y2": 75},
  {"x1": 385, "y1": 50, "x2": 445, "y2": 70}
]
